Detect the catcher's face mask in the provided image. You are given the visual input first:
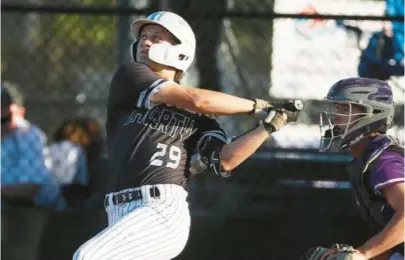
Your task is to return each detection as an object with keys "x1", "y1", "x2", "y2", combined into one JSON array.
[{"x1": 319, "y1": 102, "x2": 368, "y2": 152}]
